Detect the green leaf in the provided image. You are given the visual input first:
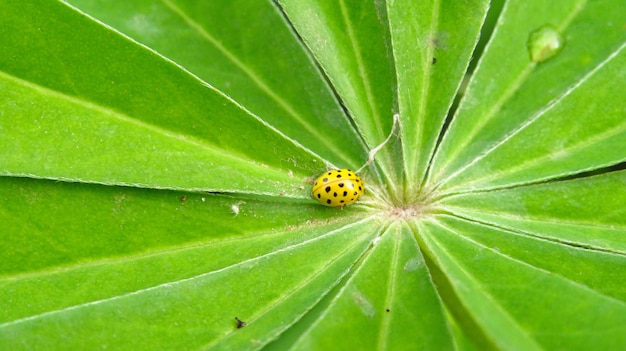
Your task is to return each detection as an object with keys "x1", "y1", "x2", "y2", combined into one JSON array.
[
  {"x1": 438, "y1": 170, "x2": 626, "y2": 253},
  {"x1": 0, "y1": 177, "x2": 374, "y2": 349},
  {"x1": 61, "y1": 0, "x2": 367, "y2": 168},
  {"x1": 269, "y1": 222, "x2": 453, "y2": 350},
  {"x1": 2, "y1": 0, "x2": 626, "y2": 349},
  {"x1": 277, "y1": 0, "x2": 401, "y2": 189},
  {"x1": 0, "y1": 0, "x2": 321, "y2": 196},
  {"x1": 0, "y1": 176, "x2": 369, "y2": 277},
  {"x1": 387, "y1": 0, "x2": 489, "y2": 195},
  {"x1": 1, "y1": 189, "x2": 378, "y2": 349},
  {"x1": 428, "y1": 0, "x2": 626, "y2": 192},
  {"x1": 419, "y1": 217, "x2": 626, "y2": 350}
]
